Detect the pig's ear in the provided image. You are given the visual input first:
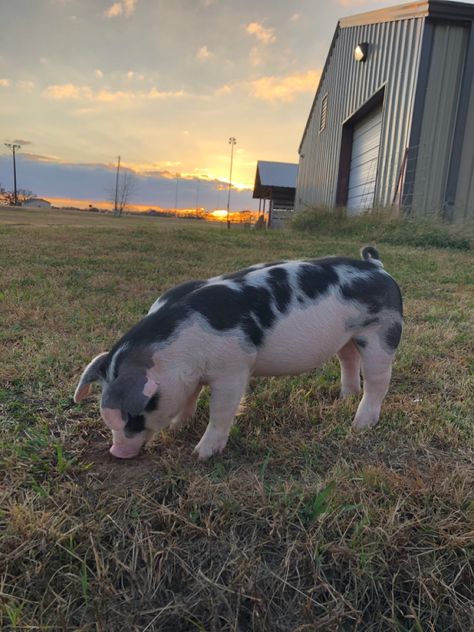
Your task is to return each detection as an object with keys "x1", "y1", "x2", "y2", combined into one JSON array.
[
  {"x1": 143, "y1": 376, "x2": 159, "y2": 398},
  {"x1": 74, "y1": 352, "x2": 109, "y2": 403}
]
